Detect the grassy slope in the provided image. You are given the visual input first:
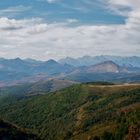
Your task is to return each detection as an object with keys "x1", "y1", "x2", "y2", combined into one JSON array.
[
  {"x1": 0, "y1": 84, "x2": 140, "y2": 140},
  {"x1": 0, "y1": 79, "x2": 75, "y2": 106}
]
